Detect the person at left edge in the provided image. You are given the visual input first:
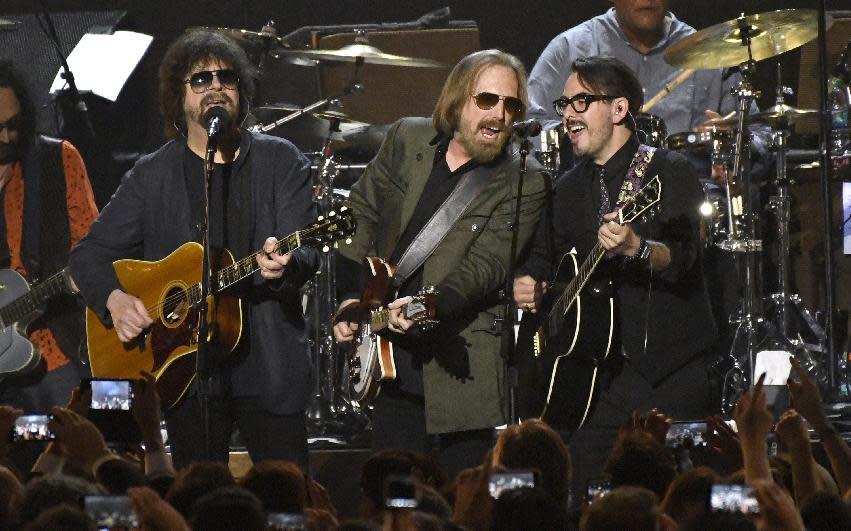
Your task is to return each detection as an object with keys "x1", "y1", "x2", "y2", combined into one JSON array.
[
  {"x1": 70, "y1": 30, "x2": 318, "y2": 469},
  {"x1": 0, "y1": 59, "x2": 98, "y2": 411}
]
